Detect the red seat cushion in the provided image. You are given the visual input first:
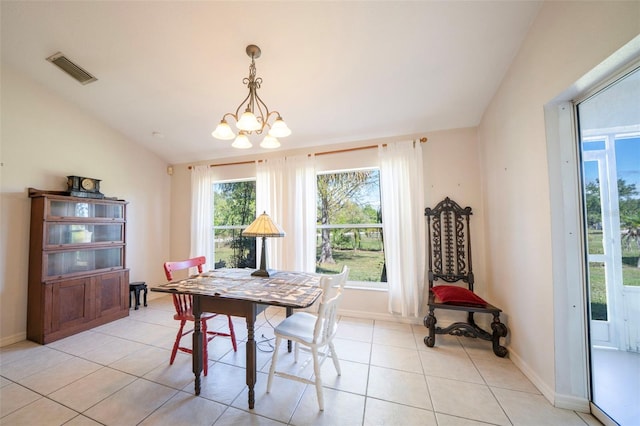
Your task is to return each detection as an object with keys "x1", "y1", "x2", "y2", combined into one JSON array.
[{"x1": 431, "y1": 285, "x2": 487, "y2": 307}]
